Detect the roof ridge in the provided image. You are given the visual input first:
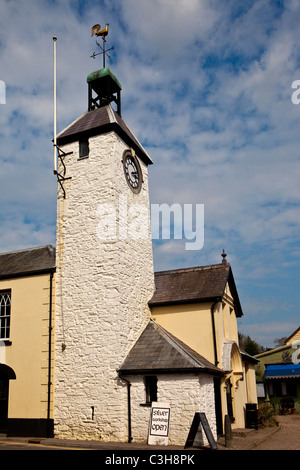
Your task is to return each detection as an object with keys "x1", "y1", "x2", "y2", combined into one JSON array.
[
  {"x1": 0, "y1": 244, "x2": 55, "y2": 256},
  {"x1": 107, "y1": 104, "x2": 117, "y2": 124},
  {"x1": 155, "y1": 263, "x2": 229, "y2": 276}
]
